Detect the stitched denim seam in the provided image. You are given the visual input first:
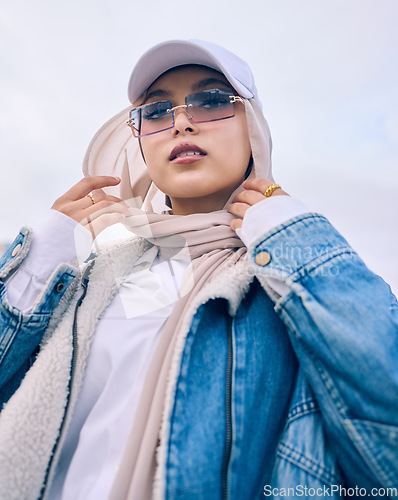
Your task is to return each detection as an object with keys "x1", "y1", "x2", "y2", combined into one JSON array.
[
  {"x1": 276, "y1": 441, "x2": 341, "y2": 486},
  {"x1": 341, "y1": 419, "x2": 397, "y2": 486},
  {"x1": 256, "y1": 214, "x2": 328, "y2": 244},
  {"x1": 286, "y1": 399, "x2": 319, "y2": 424},
  {"x1": 246, "y1": 214, "x2": 327, "y2": 259},
  {"x1": 312, "y1": 357, "x2": 348, "y2": 416},
  {"x1": 292, "y1": 249, "x2": 356, "y2": 281},
  {"x1": 0, "y1": 322, "x2": 20, "y2": 365}
]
